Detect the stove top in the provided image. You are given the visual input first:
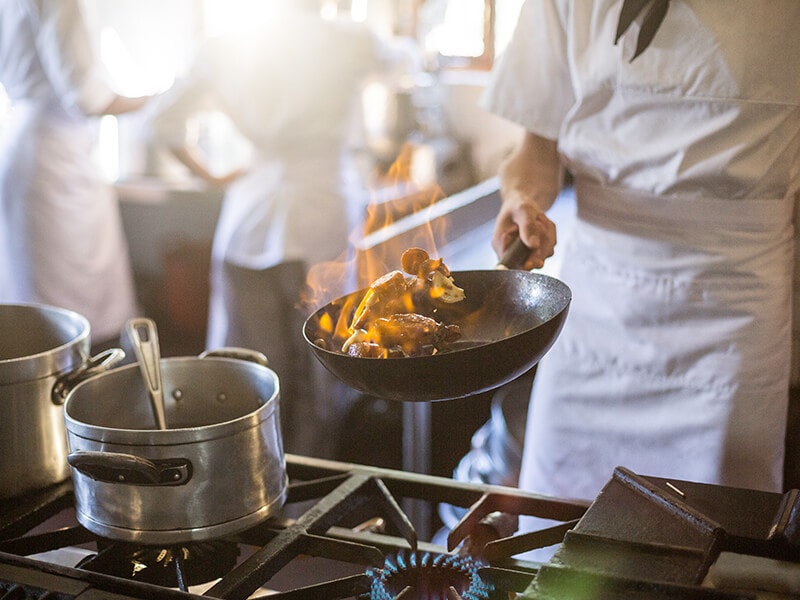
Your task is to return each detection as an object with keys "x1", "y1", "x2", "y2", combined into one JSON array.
[
  {"x1": 527, "y1": 467, "x2": 800, "y2": 600},
  {"x1": 0, "y1": 454, "x2": 587, "y2": 599},
  {"x1": 2, "y1": 456, "x2": 799, "y2": 599}
]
